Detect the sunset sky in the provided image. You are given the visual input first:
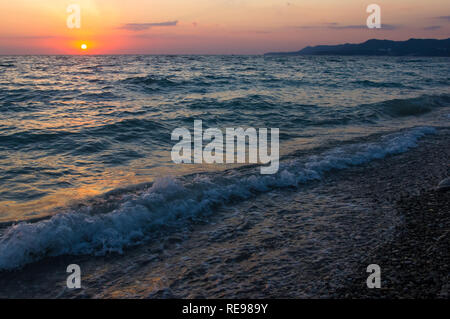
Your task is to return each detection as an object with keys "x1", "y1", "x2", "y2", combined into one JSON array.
[{"x1": 0, "y1": 0, "x2": 449, "y2": 54}]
